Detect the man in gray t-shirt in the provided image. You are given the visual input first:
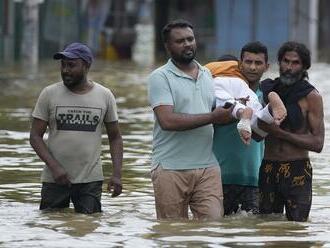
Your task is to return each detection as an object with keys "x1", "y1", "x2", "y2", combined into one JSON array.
[{"x1": 30, "y1": 42, "x2": 123, "y2": 214}]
